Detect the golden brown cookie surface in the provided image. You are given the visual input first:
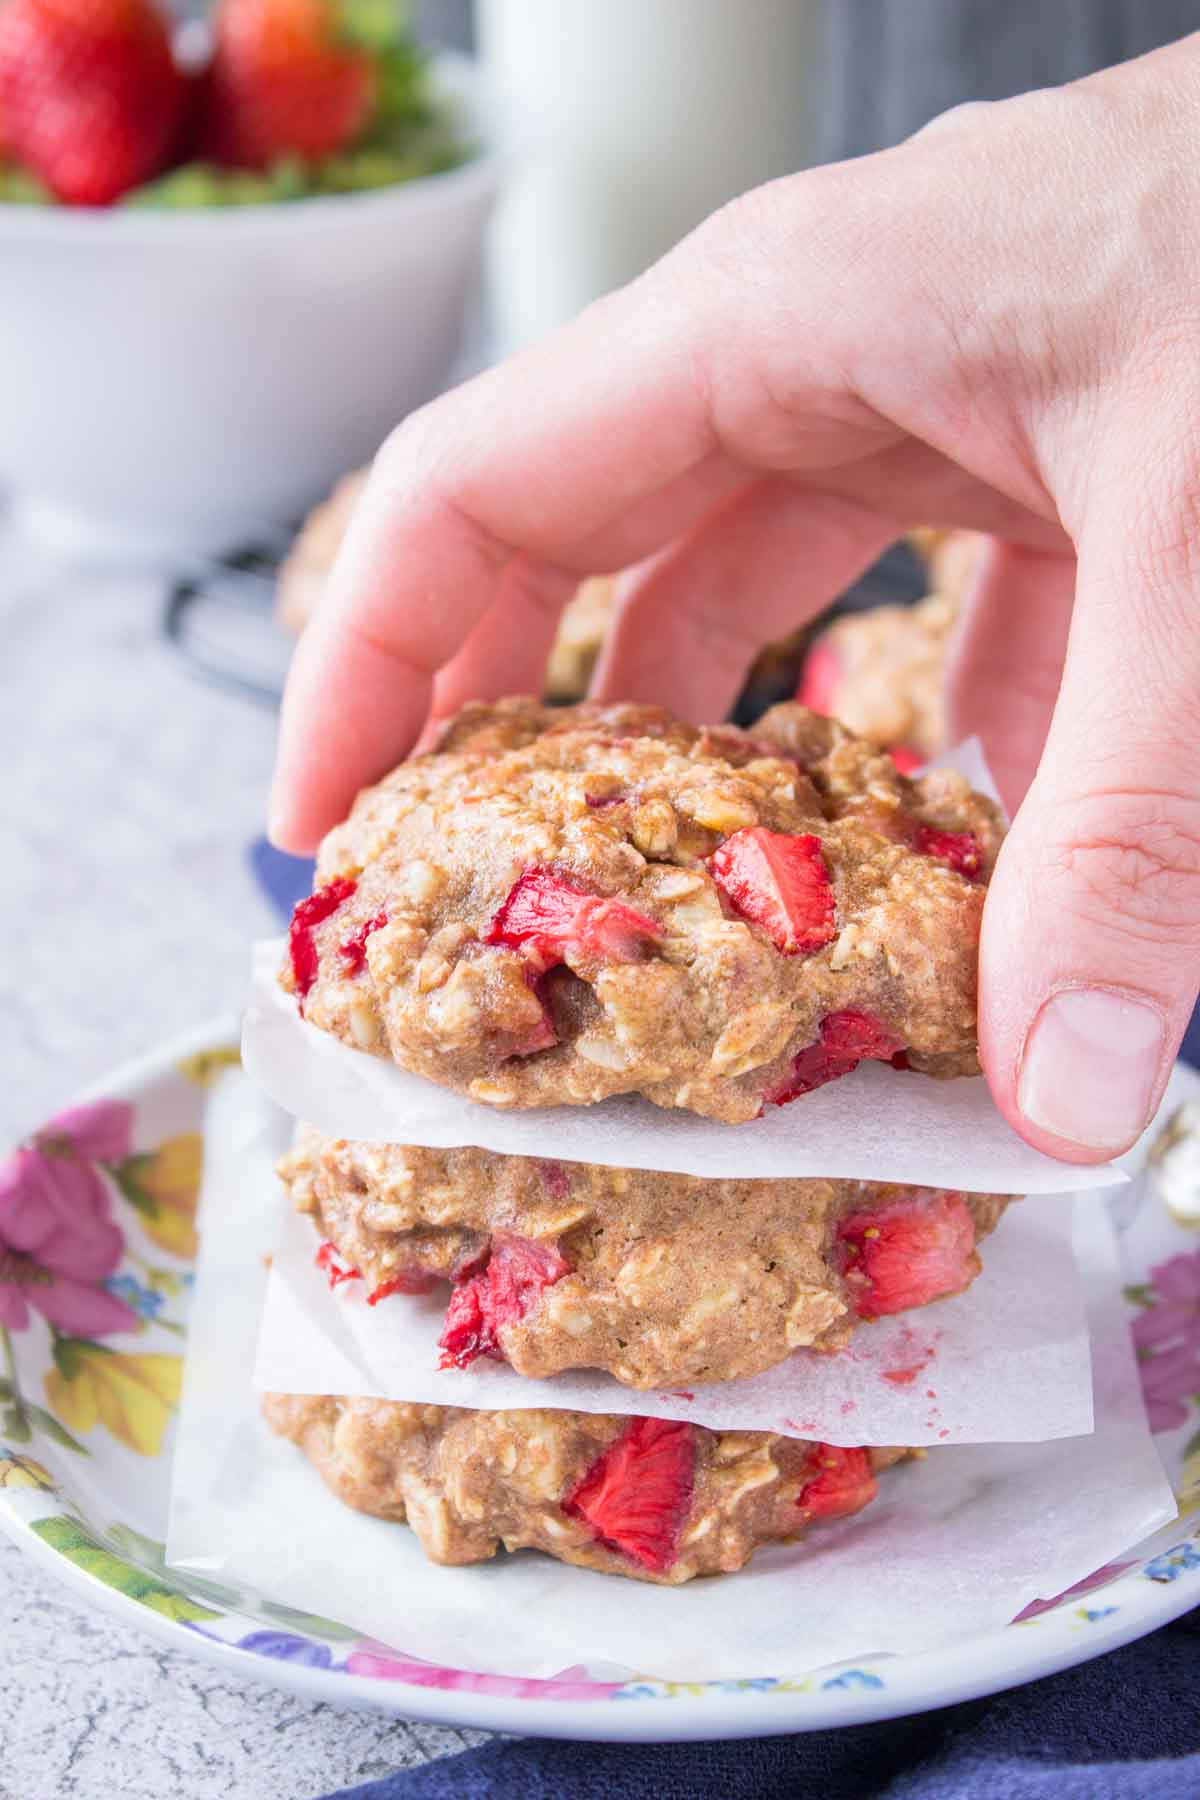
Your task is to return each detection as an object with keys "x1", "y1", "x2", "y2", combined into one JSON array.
[
  {"x1": 283, "y1": 1128, "x2": 1008, "y2": 1388},
  {"x1": 280, "y1": 699, "x2": 1002, "y2": 1123},
  {"x1": 263, "y1": 1392, "x2": 910, "y2": 1584}
]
